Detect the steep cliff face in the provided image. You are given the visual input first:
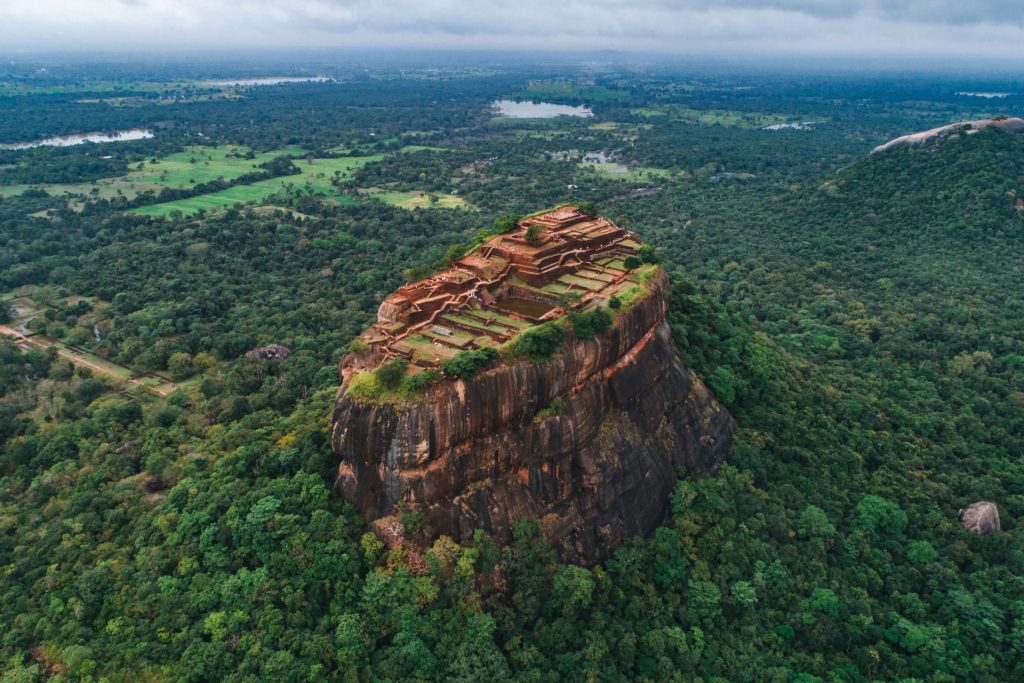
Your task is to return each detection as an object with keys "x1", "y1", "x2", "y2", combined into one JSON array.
[{"x1": 330, "y1": 270, "x2": 735, "y2": 563}]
